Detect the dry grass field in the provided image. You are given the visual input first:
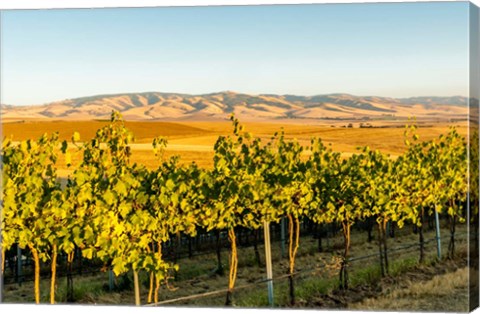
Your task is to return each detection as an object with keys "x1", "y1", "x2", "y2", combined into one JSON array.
[
  {"x1": 1, "y1": 120, "x2": 214, "y2": 142},
  {"x1": 350, "y1": 266, "x2": 470, "y2": 312},
  {"x1": 2, "y1": 119, "x2": 469, "y2": 170}
]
